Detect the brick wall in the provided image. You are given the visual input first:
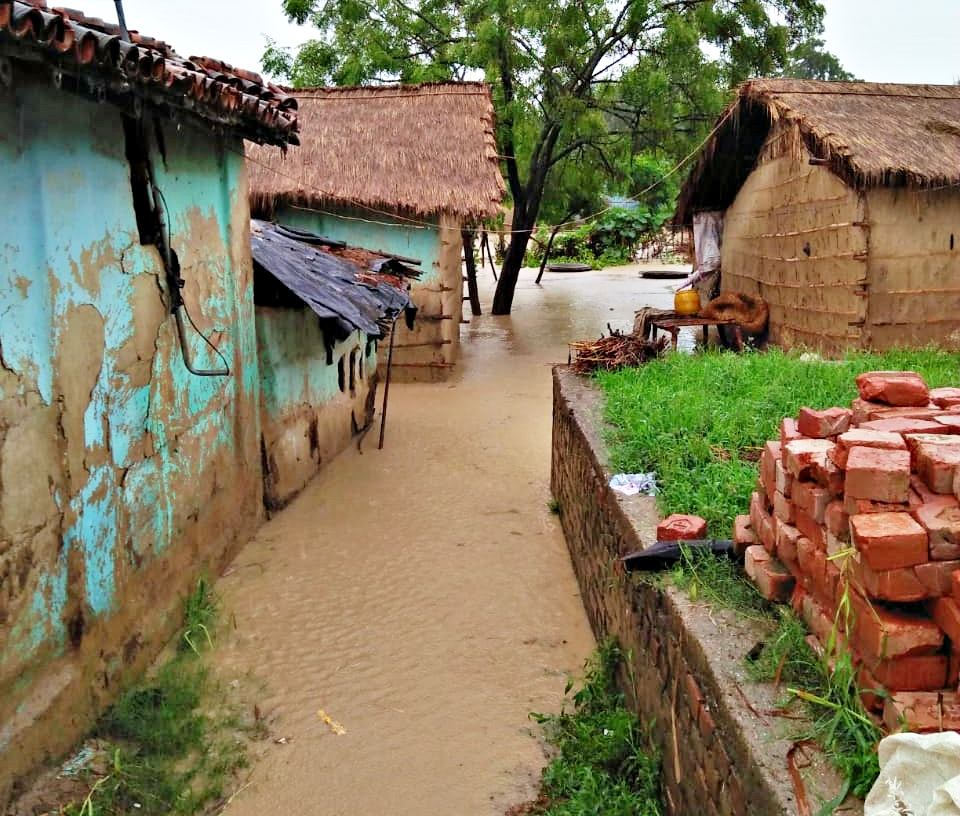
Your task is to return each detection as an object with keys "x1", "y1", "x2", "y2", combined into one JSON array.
[{"x1": 551, "y1": 367, "x2": 849, "y2": 814}]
